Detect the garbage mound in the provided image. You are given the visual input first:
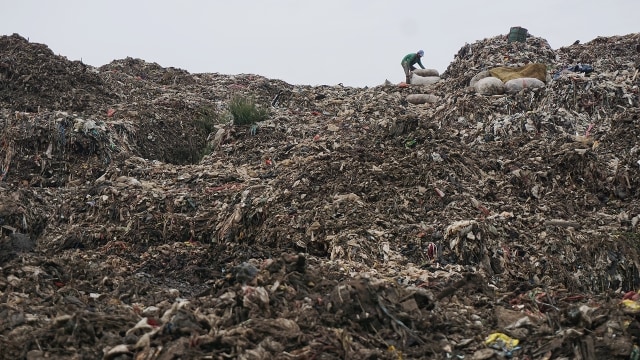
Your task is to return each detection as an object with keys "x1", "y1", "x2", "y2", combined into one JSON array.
[
  {"x1": 0, "y1": 34, "x2": 114, "y2": 112},
  {"x1": 1, "y1": 31, "x2": 640, "y2": 359}
]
